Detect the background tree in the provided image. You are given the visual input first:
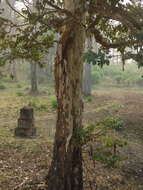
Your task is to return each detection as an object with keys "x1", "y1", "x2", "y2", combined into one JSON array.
[
  {"x1": 30, "y1": 61, "x2": 38, "y2": 94},
  {"x1": 83, "y1": 36, "x2": 93, "y2": 97},
  {"x1": 29, "y1": 0, "x2": 39, "y2": 94}
]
